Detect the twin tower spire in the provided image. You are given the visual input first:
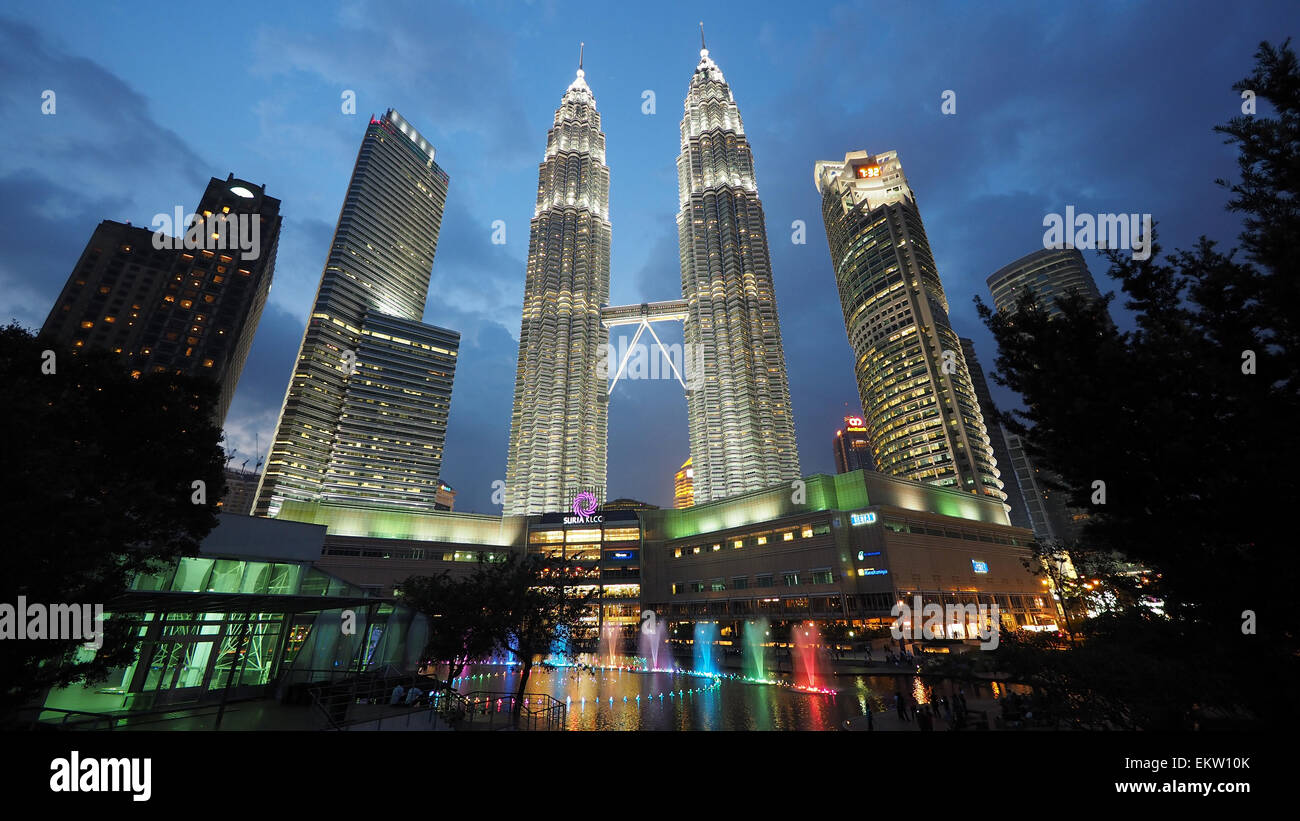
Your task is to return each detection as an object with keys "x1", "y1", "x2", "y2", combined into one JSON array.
[{"x1": 504, "y1": 31, "x2": 800, "y2": 515}]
